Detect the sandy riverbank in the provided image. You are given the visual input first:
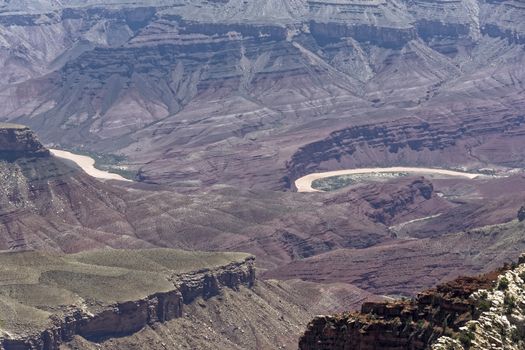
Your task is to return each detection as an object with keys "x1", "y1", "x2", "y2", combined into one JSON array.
[
  {"x1": 50, "y1": 149, "x2": 131, "y2": 182},
  {"x1": 294, "y1": 167, "x2": 479, "y2": 193}
]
